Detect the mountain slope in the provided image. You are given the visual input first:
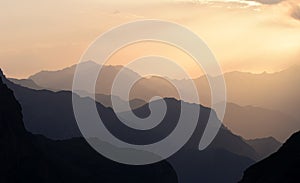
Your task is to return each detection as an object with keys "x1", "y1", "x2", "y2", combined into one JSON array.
[
  {"x1": 3, "y1": 78, "x2": 82, "y2": 139},
  {"x1": 118, "y1": 98, "x2": 258, "y2": 161},
  {"x1": 74, "y1": 97, "x2": 255, "y2": 182},
  {"x1": 240, "y1": 131, "x2": 300, "y2": 183}
]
